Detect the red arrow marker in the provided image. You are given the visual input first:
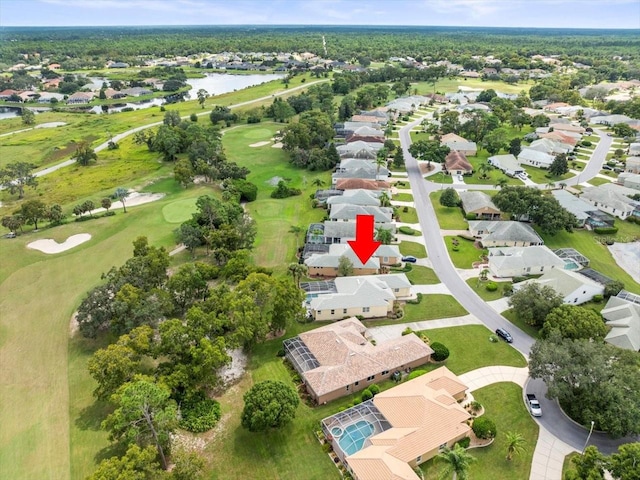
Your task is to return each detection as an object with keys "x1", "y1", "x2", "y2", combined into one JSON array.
[{"x1": 348, "y1": 215, "x2": 382, "y2": 264}]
